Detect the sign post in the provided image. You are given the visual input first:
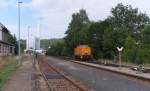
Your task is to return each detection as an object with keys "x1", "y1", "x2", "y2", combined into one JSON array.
[{"x1": 117, "y1": 47, "x2": 124, "y2": 68}]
